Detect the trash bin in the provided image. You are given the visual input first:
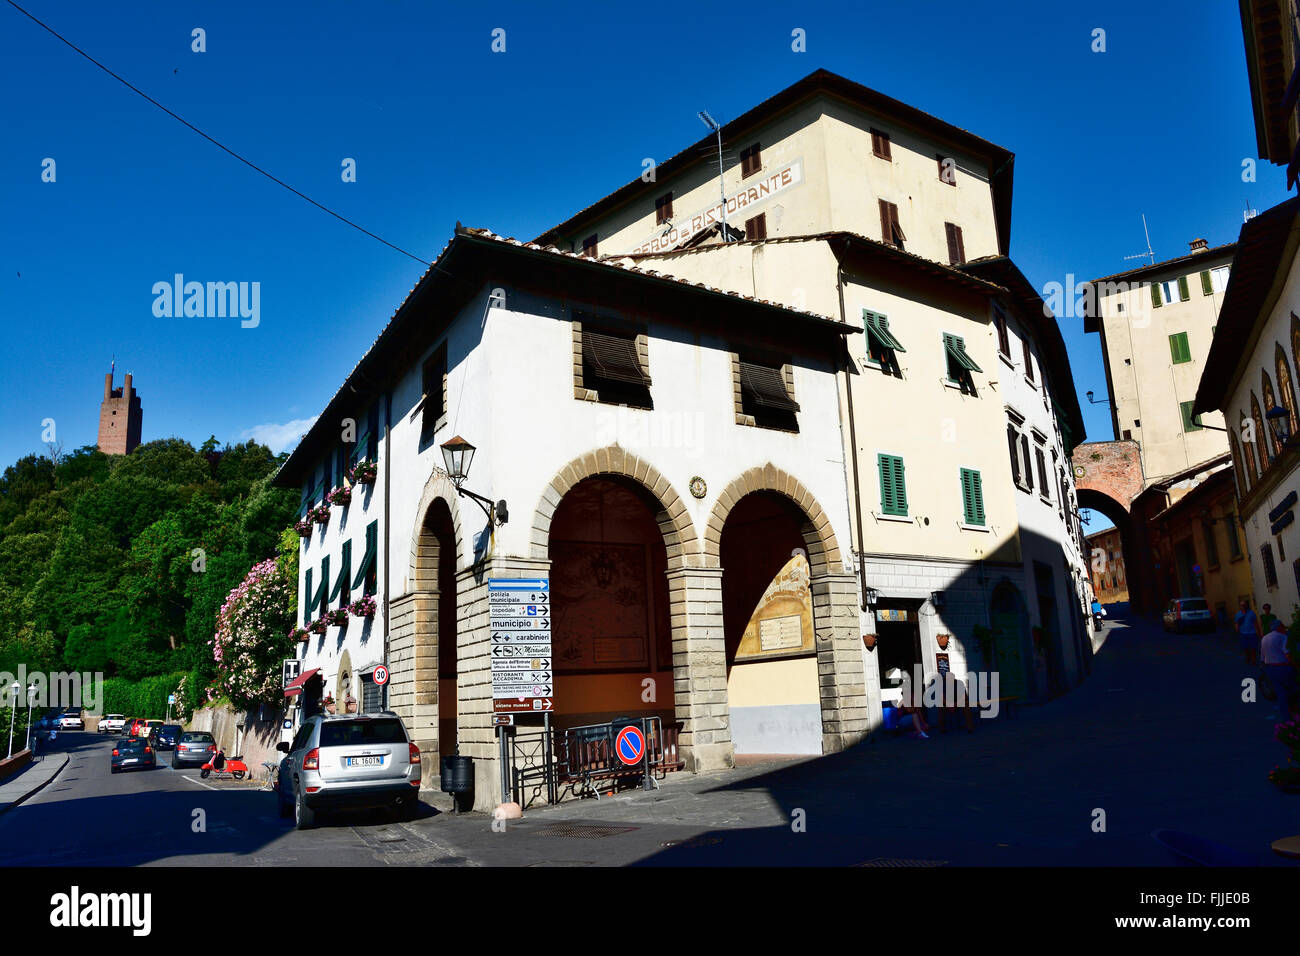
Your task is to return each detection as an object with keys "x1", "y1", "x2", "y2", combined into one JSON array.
[{"x1": 440, "y1": 755, "x2": 473, "y2": 793}]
